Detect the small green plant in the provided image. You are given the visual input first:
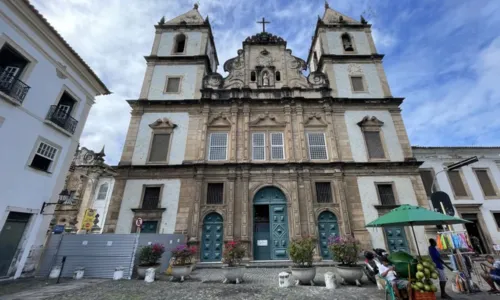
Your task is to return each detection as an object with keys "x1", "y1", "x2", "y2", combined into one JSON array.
[
  {"x1": 288, "y1": 237, "x2": 316, "y2": 268},
  {"x1": 328, "y1": 235, "x2": 360, "y2": 266},
  {"x1": 138, "y1": 243, "x2": 165, "y2": 266},
  {"x1": 222, "y1": 240, "x2": 246, "y2": 267}
]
